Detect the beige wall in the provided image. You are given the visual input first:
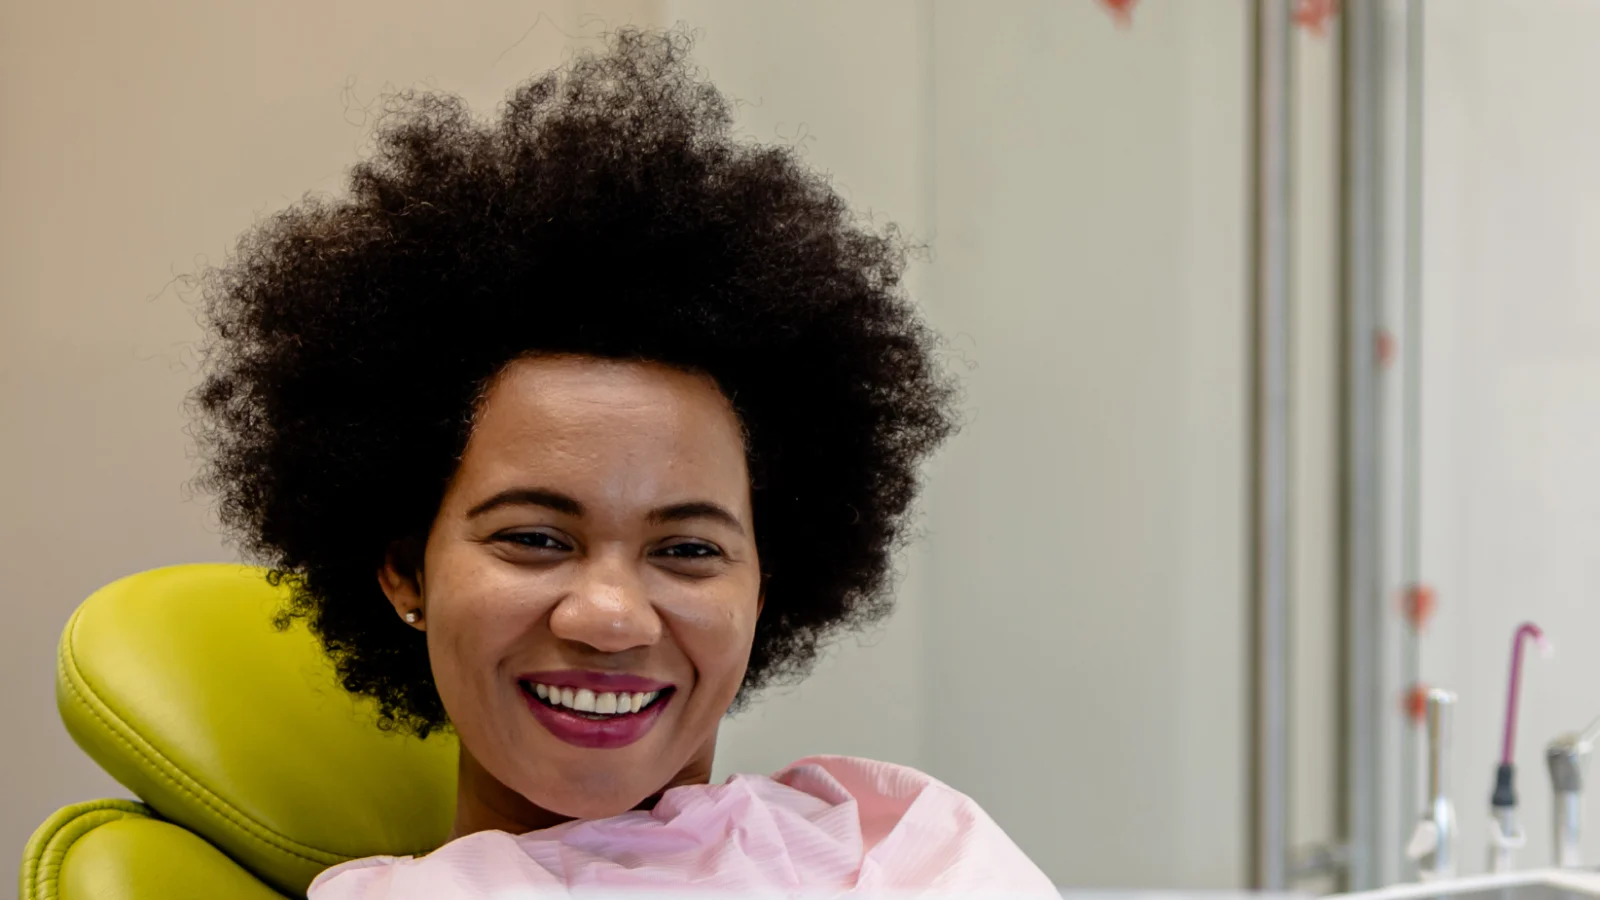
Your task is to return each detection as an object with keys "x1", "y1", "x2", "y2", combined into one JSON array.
[
  {"x1": 918, "y1": 1, "x2": 1251, "y2": 885},
  {"x1": 1418, "y1": 0, "x2": 1600, "y2": 874}
]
